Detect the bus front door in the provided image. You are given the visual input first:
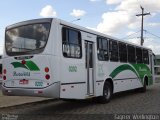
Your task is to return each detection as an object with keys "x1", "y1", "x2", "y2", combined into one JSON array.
[{"x1": 85, "y1": 41, "x2": 94, "y2": 95}]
